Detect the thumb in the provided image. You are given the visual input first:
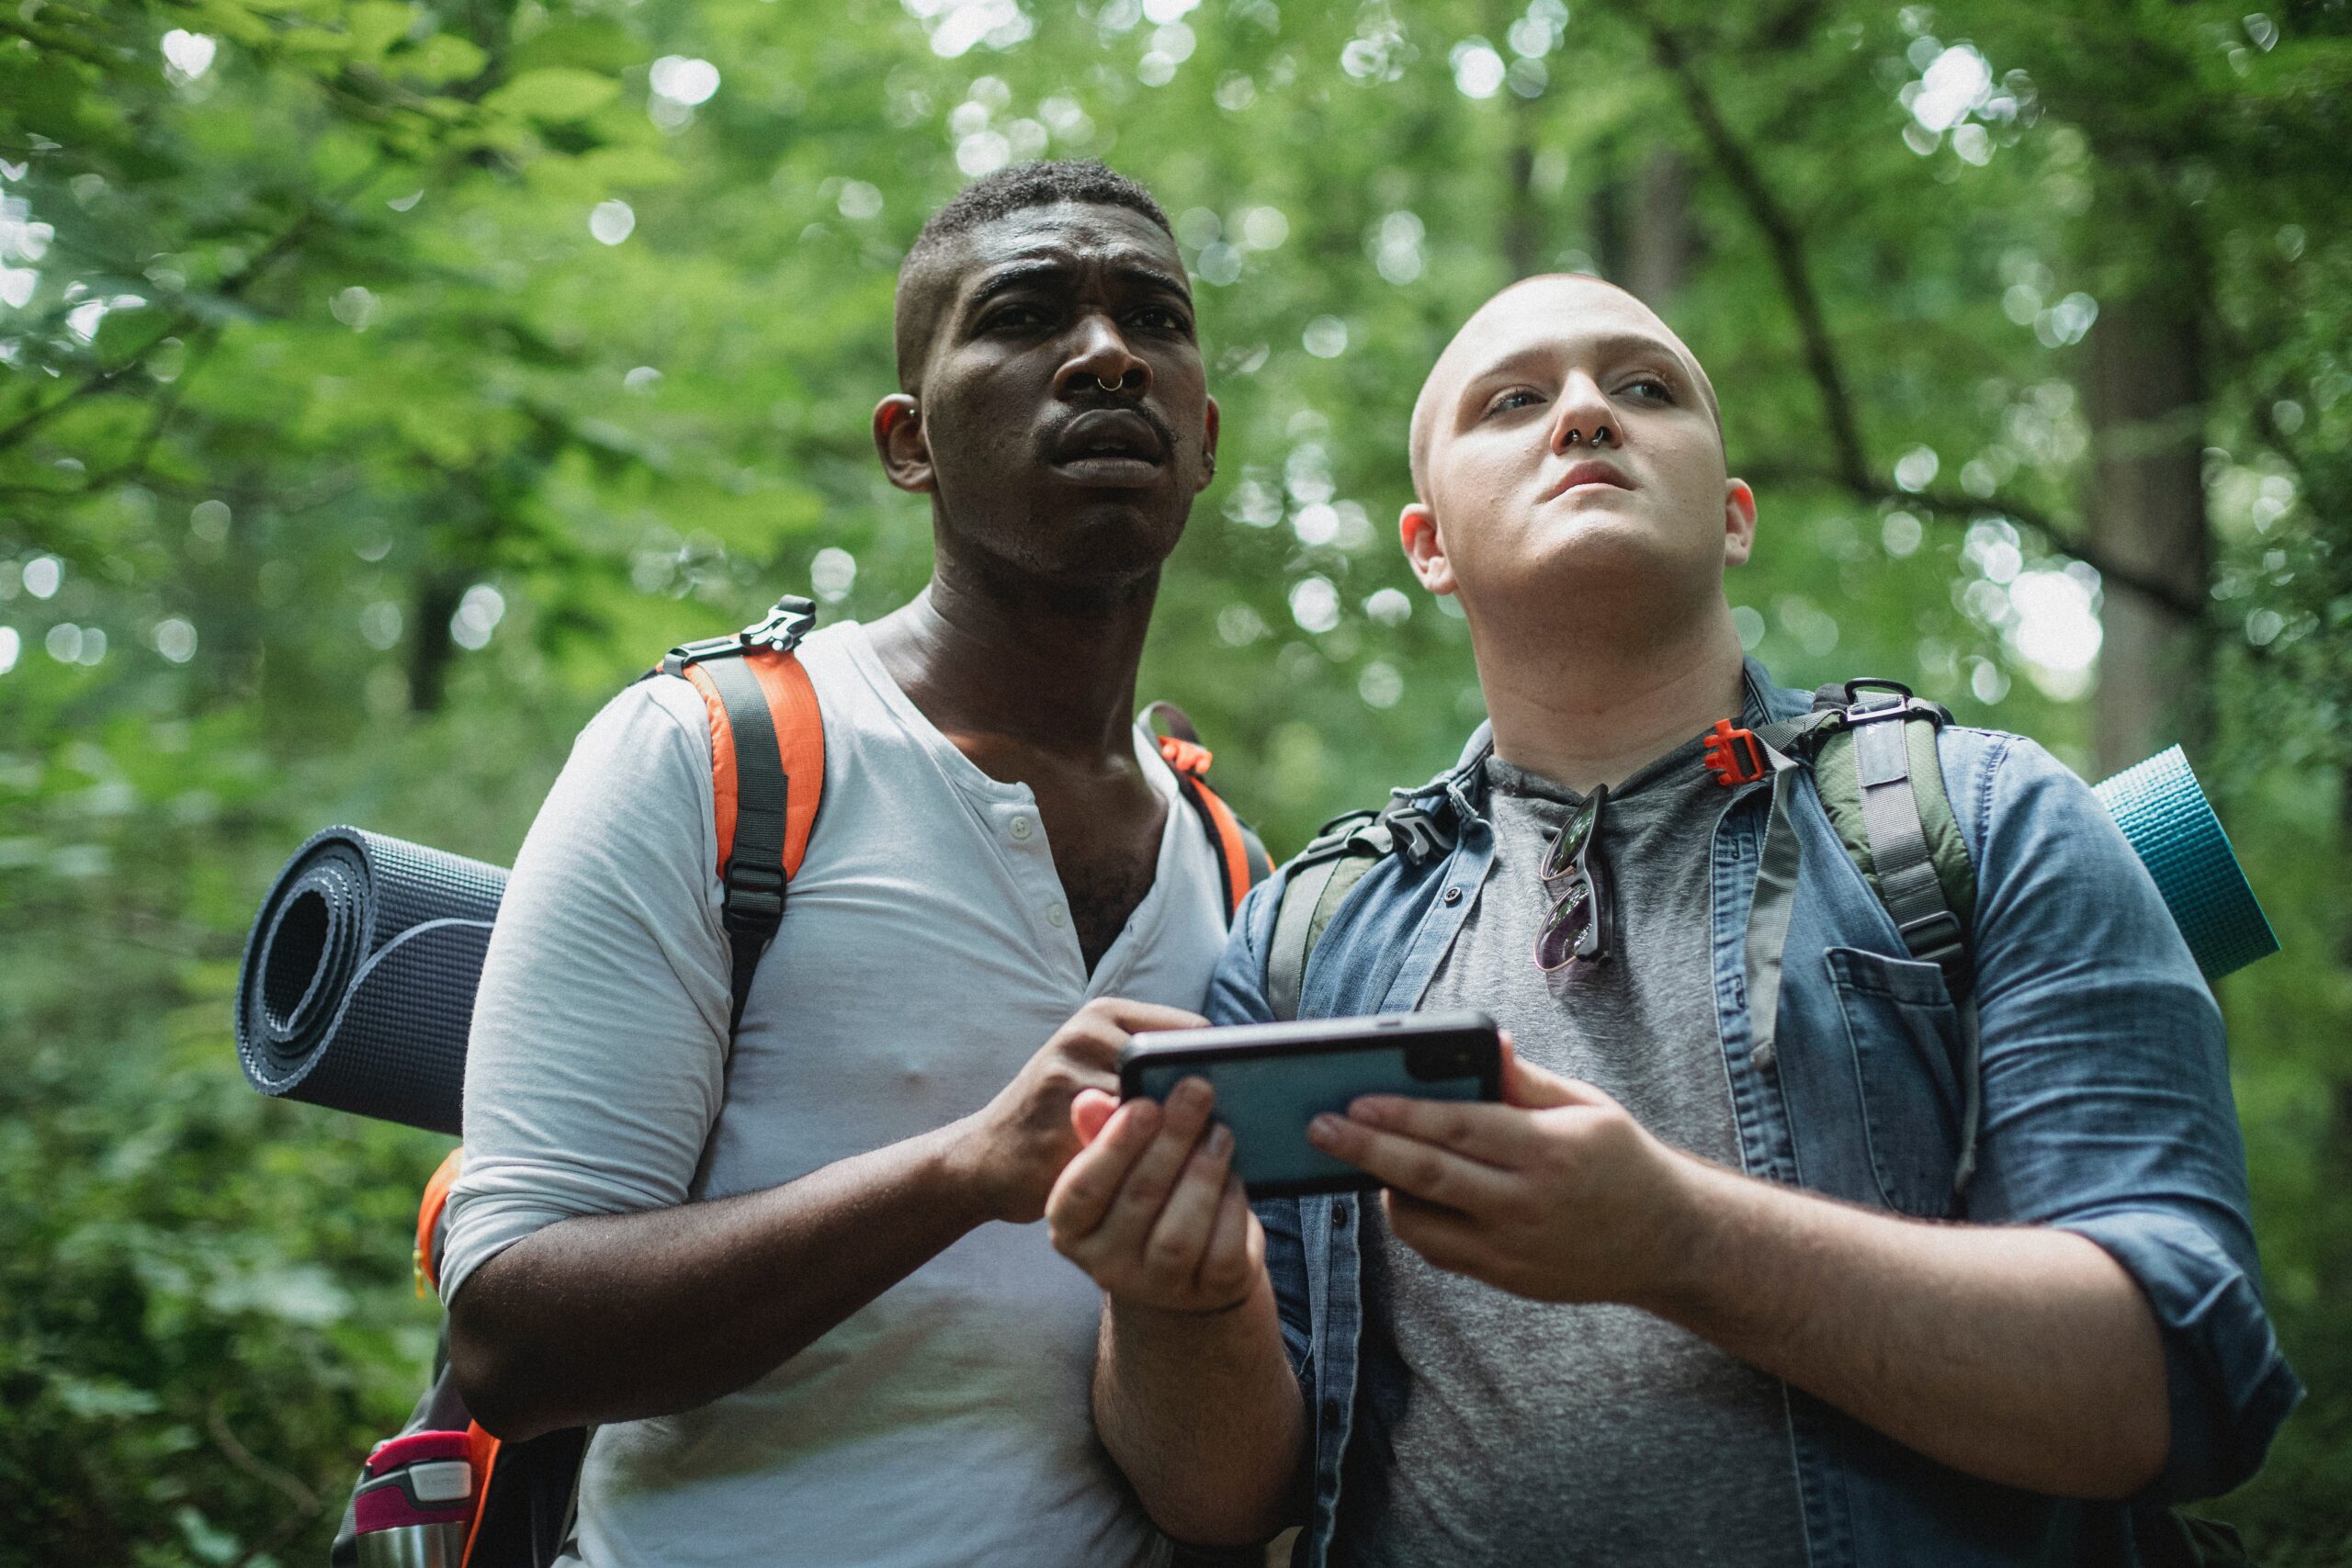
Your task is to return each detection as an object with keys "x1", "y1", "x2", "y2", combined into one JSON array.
[
  {"x1": 1501, "y1": 1036, "x2": 1600, "y2": 1110},
  {"x1": 1070, "y1": 1089, "x2": 1120, "y2": 1145}
]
